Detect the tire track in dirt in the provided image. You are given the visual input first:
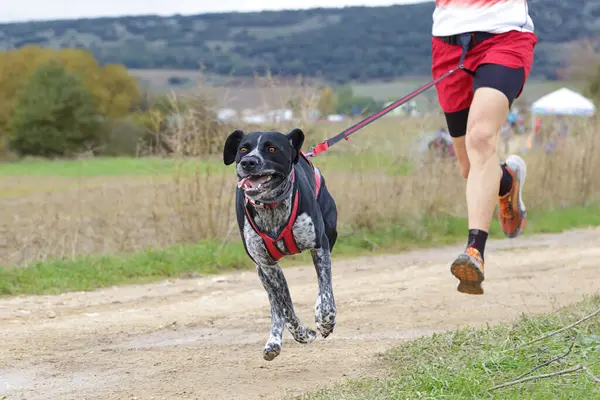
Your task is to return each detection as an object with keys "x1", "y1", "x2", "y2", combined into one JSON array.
[{"x1": 1, "y1": 228, "x2": 599, "y2": 400}]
